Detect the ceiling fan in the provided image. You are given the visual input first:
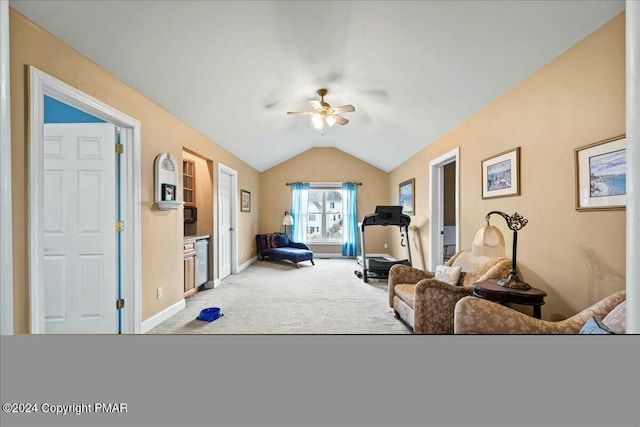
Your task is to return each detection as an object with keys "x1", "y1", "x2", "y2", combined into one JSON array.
[{"x1": 287, "y1": 88, "x2": 355, "y2": 129}]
